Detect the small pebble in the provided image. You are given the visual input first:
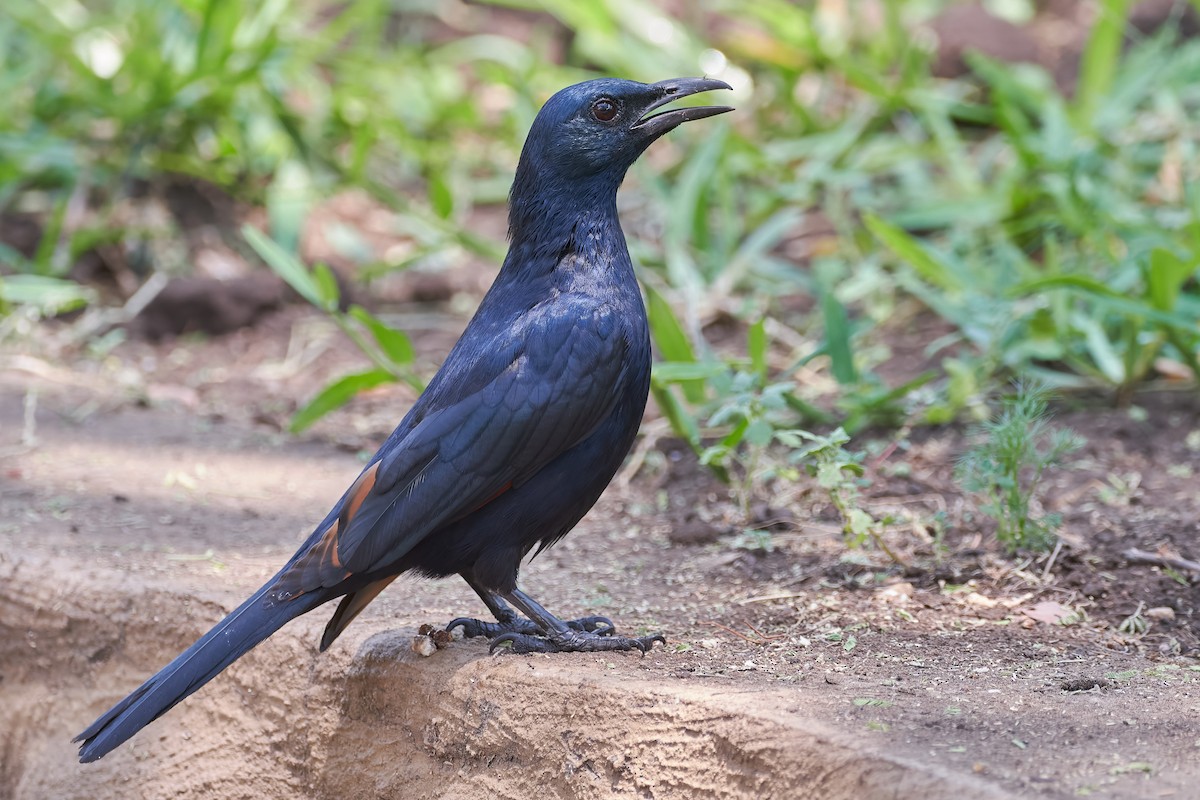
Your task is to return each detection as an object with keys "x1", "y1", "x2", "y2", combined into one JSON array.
[
  {"x1": 412, "y1": 635, "x2": 437, "y2": 657},
  {"x1": 1145, "y1": 606, "x2": 1175, "y2": 622}
]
